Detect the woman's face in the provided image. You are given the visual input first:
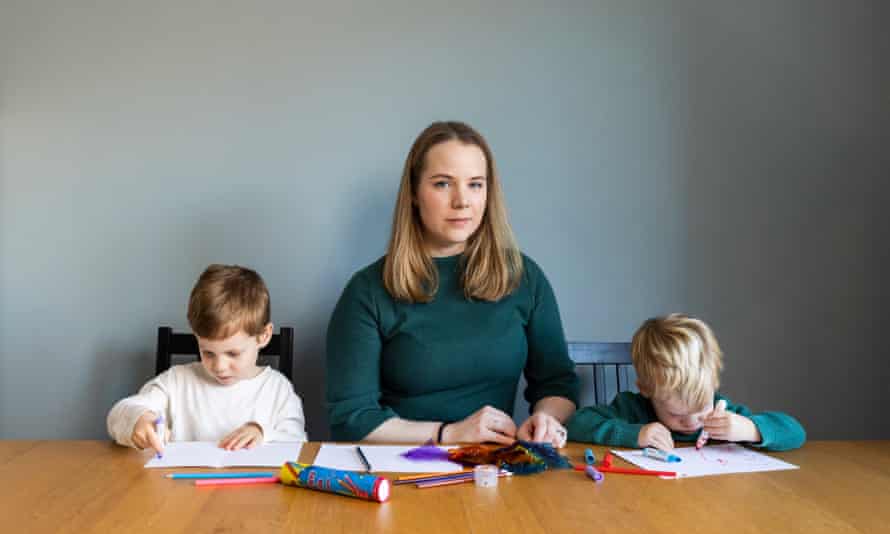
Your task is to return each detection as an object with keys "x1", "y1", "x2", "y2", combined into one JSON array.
[{"x1": 414, "y1": 139, "x2": 488, "y2": 257}]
